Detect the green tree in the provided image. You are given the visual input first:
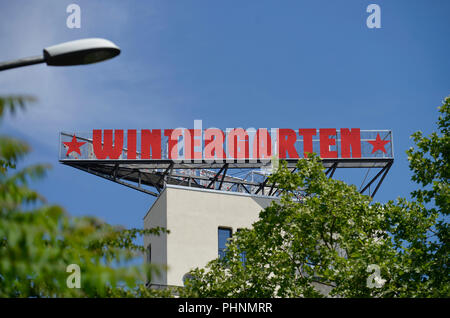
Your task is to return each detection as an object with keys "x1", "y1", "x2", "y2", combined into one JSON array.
[
  {"x1": 182, "y1": 97, "x2": 449, "y2": 298},
  {"x1": 0, "y1": 96, "x2": 171, "y2": 297},
  {"x1": 404, "y1": 96, "x2": 449, "y2": 295}
]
